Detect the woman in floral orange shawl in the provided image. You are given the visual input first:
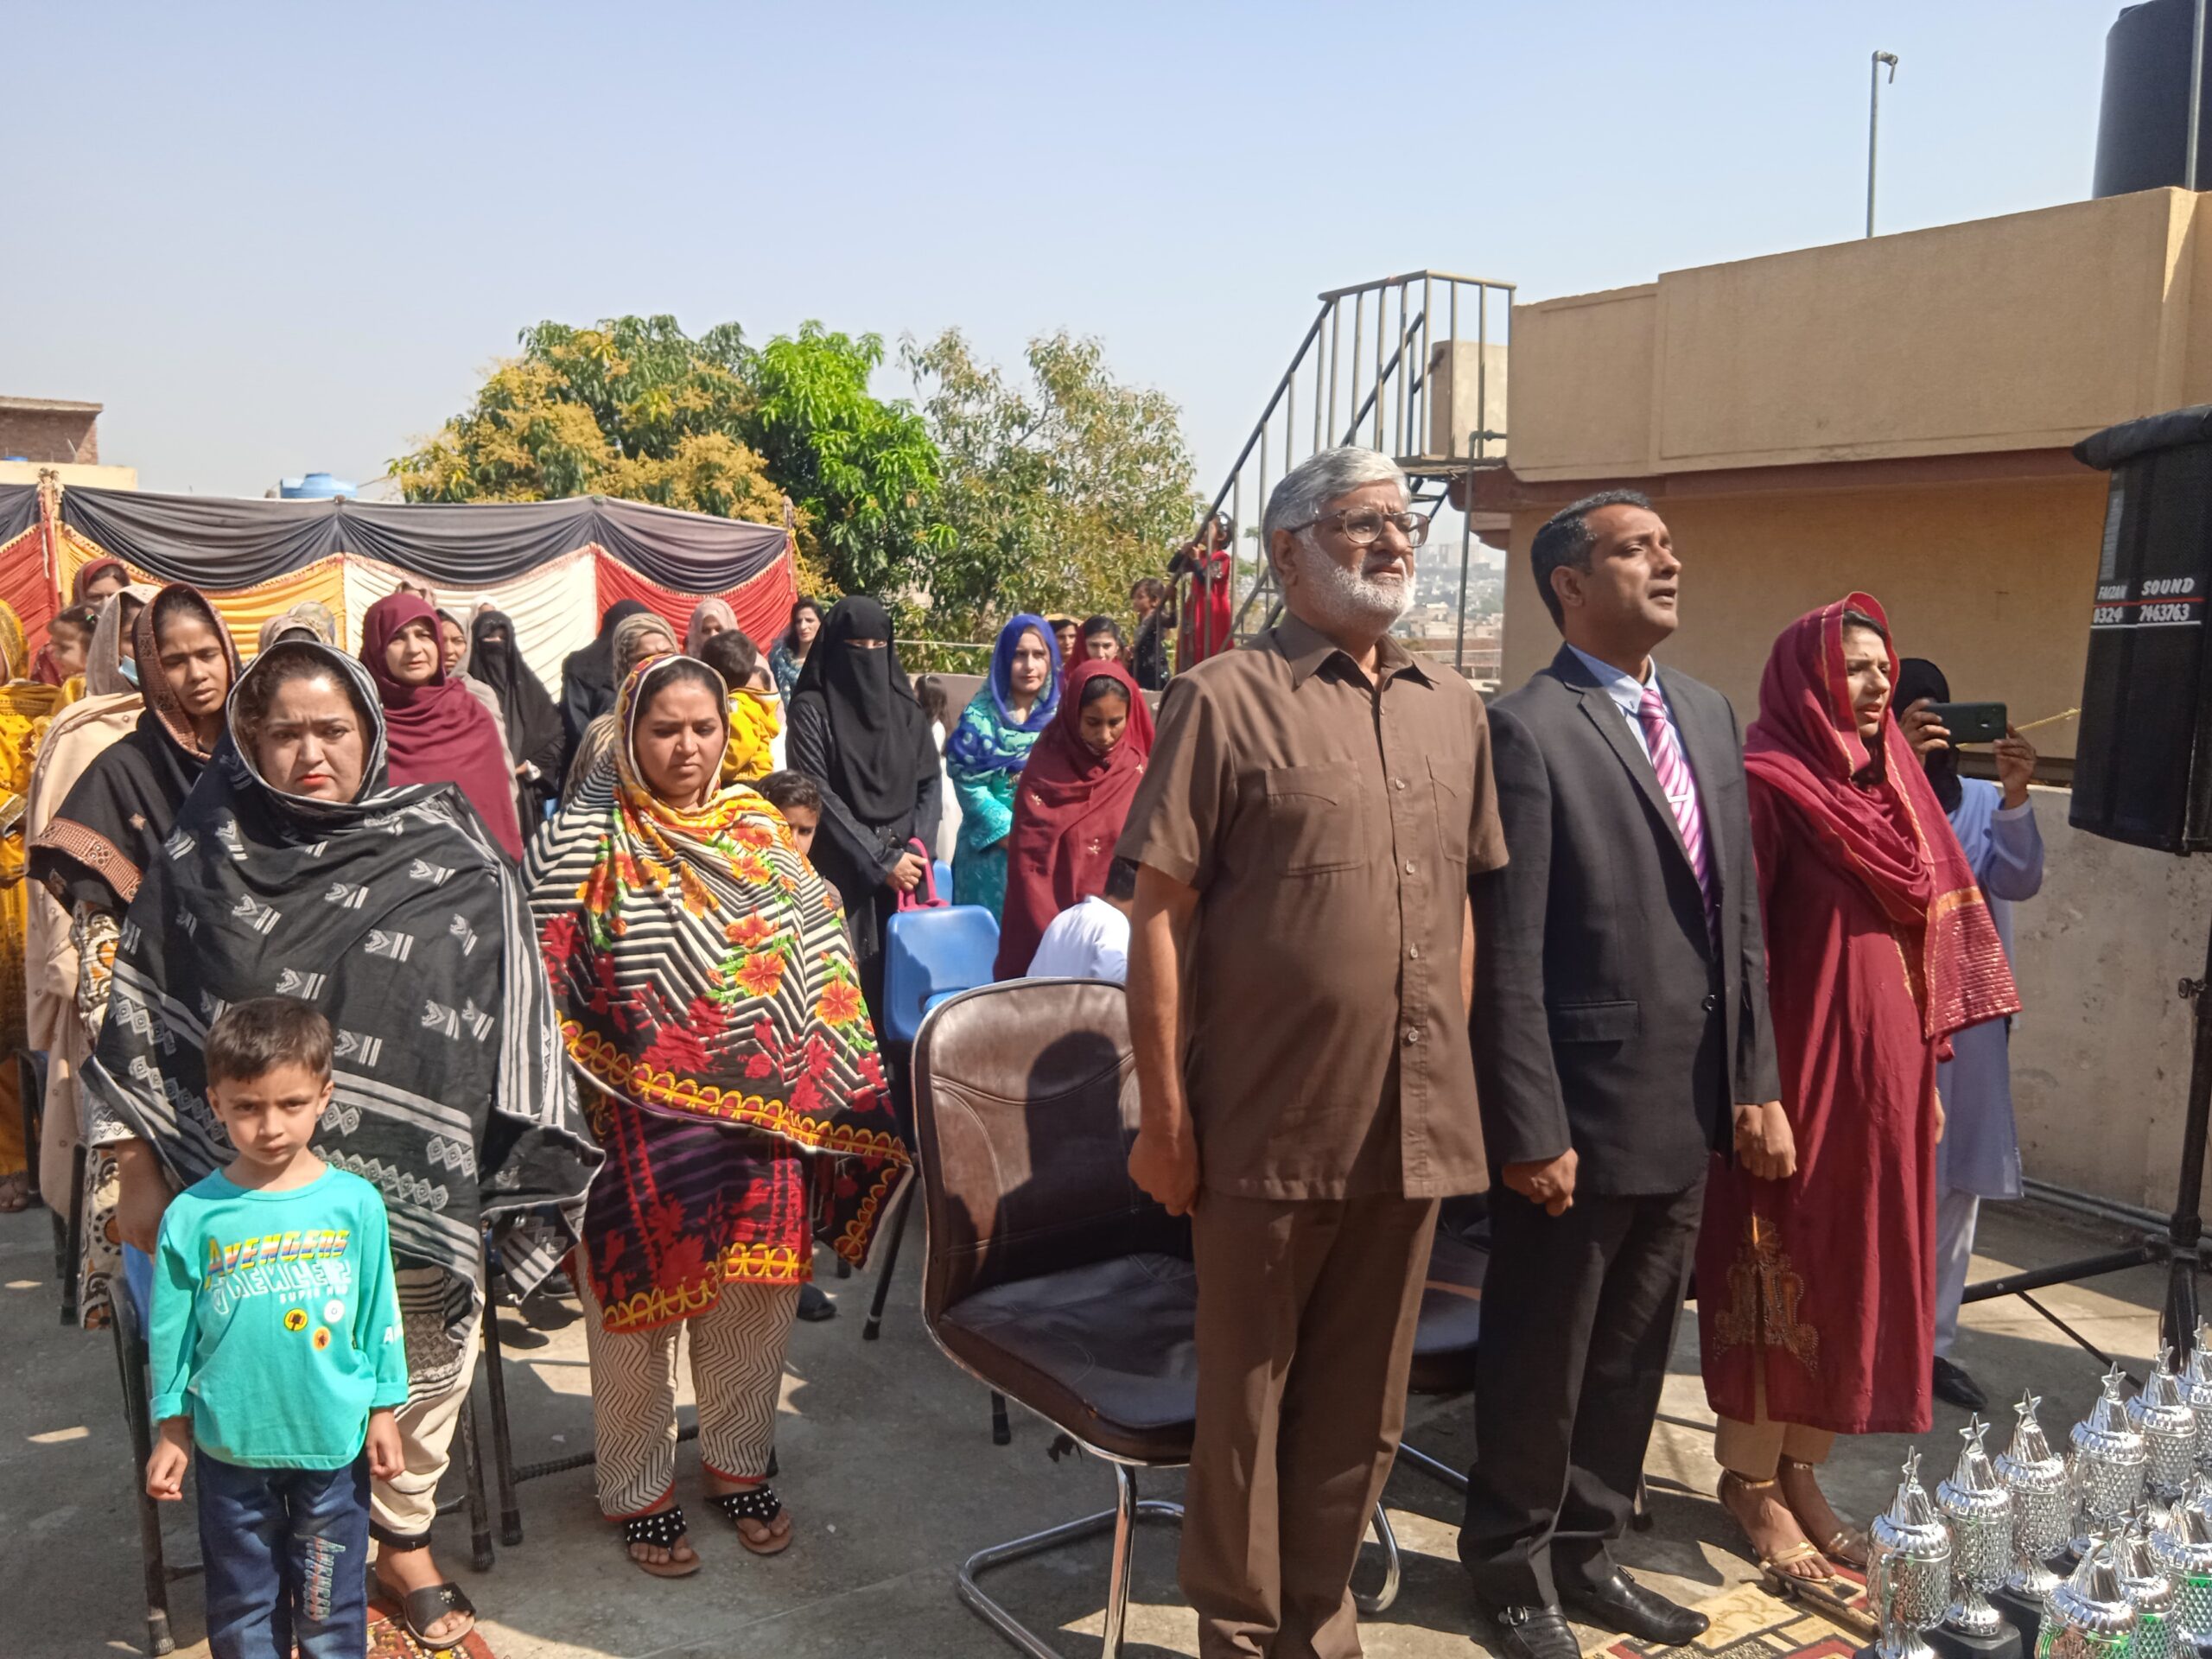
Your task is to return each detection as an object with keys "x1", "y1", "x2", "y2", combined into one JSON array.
[{"x1": 527, "y1": 651, "x2": 908, "y2": 1573}]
